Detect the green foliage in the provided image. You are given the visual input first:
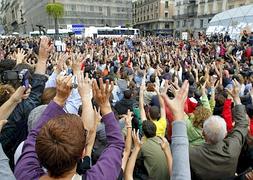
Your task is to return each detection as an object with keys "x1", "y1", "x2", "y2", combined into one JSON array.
[
  {"x1": 125, "y1": 23, "x2": 131, "y2": 28},
  {"x1": 45, "y1": 2, "x2": 64, "y2": 18}
]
